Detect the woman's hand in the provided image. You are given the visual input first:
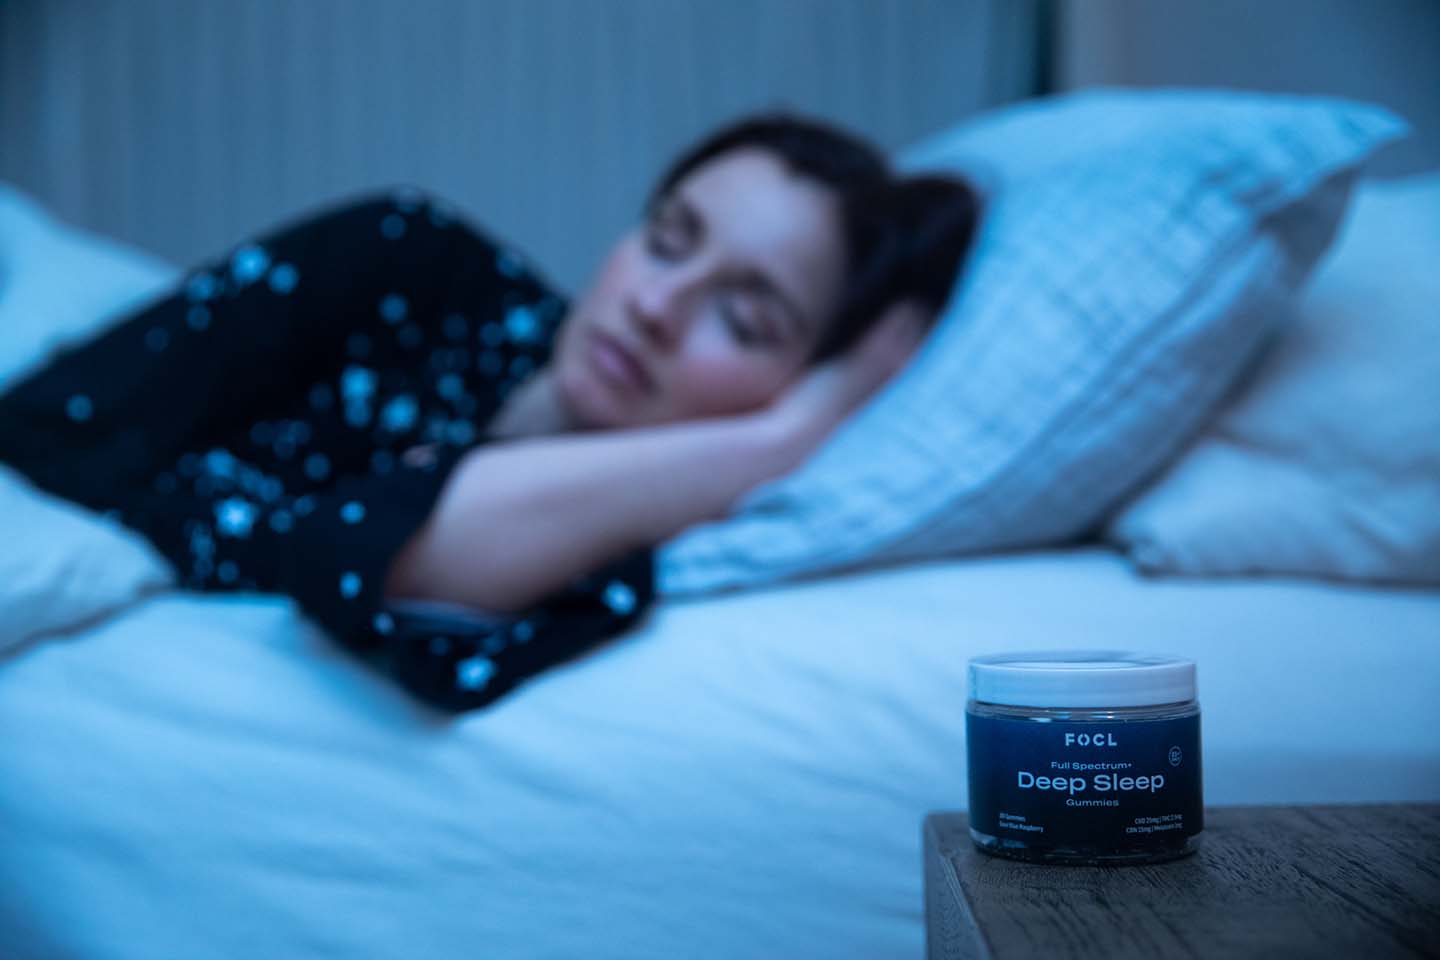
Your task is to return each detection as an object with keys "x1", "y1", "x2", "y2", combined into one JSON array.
[{"x1": 763, "y1": 299, "x2": 932, "y2": 459}]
